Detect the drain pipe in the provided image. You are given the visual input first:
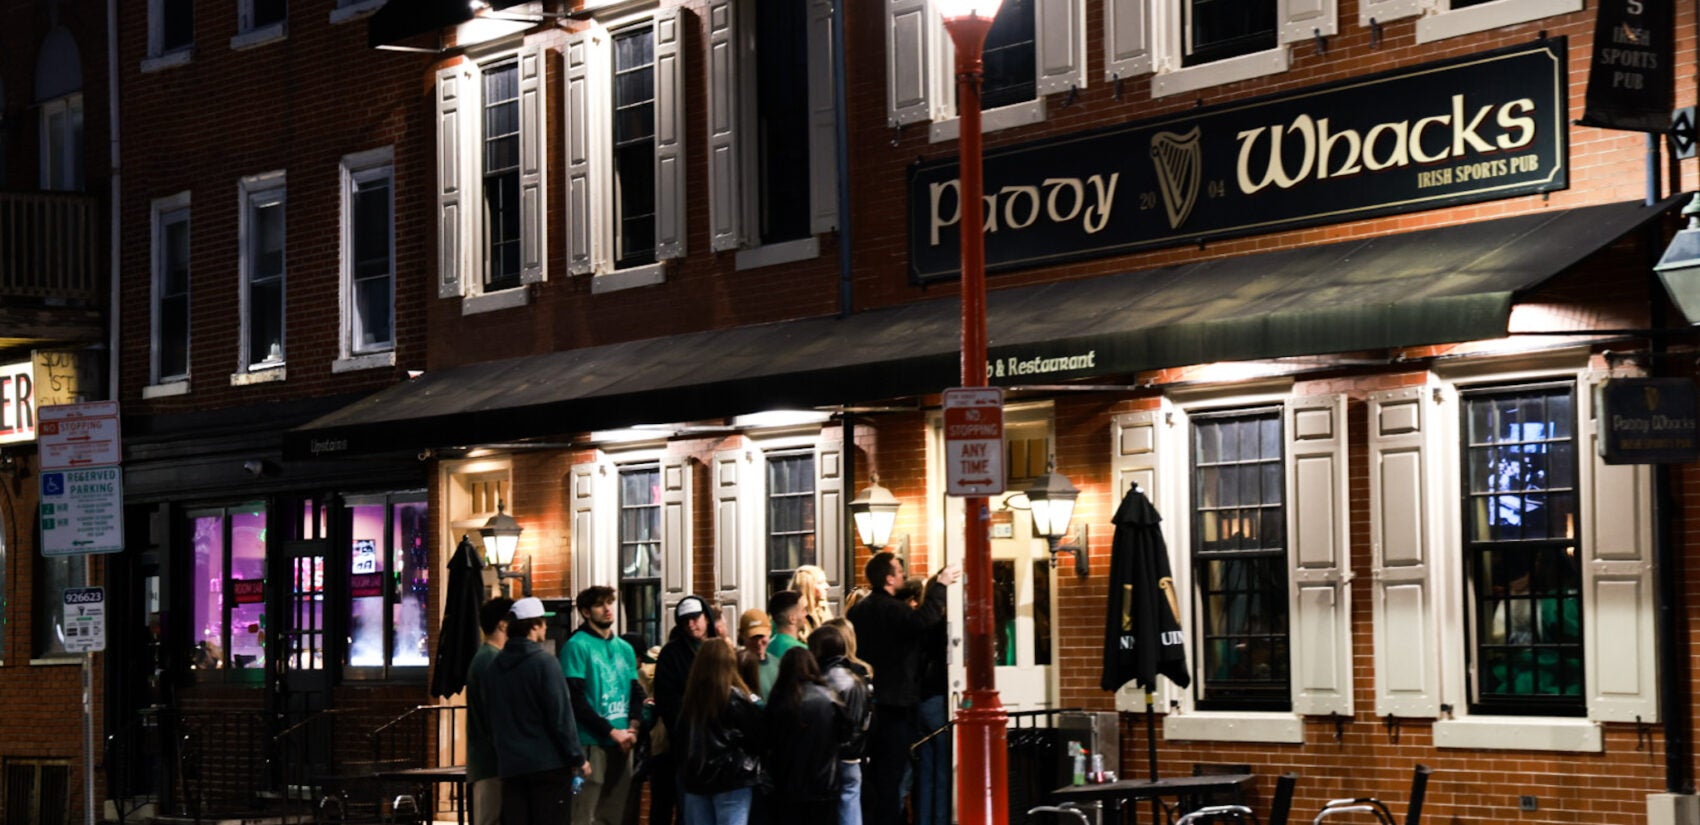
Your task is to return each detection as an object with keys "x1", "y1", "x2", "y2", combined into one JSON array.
[
  {"x1": 106, "y1": 0, "x2": 121, "y2": 403},
  {"x1": 832, "y1": 0, "x2": 854, "y2": 318}
]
